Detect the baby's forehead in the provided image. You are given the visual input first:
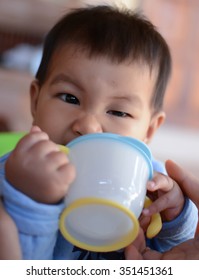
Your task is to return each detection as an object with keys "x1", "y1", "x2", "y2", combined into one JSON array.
[
  {"x1": 50, "y1": 42, "x2": 158, "y2": 72},
  {"x1": 46, "y1": 45, "x2": 157, "y2": 94}
]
